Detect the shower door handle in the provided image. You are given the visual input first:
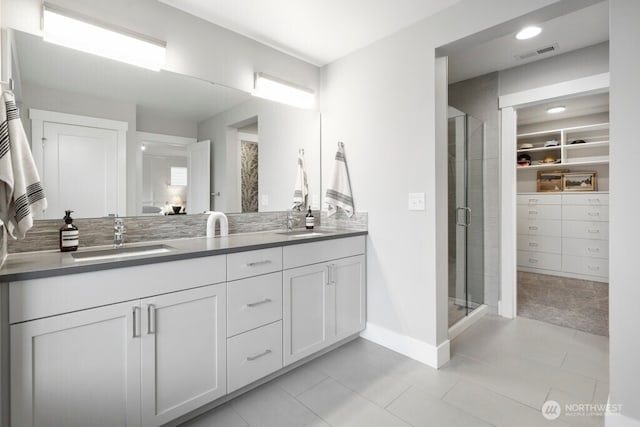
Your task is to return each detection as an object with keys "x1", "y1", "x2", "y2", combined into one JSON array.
[
  {"x1": 456, "y1": 206, "x2": 471, "y2": 227},
  {"x1": 456, "y1": 207, "x2": 471, "y2": 227}
]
